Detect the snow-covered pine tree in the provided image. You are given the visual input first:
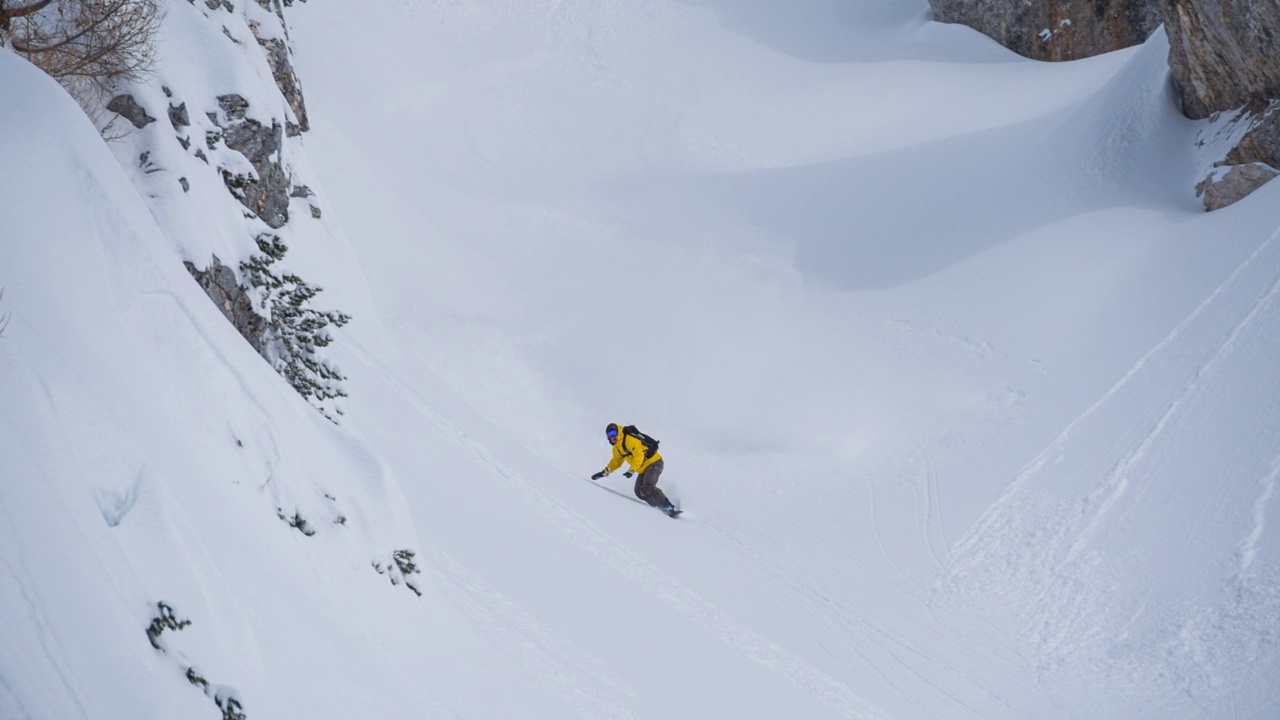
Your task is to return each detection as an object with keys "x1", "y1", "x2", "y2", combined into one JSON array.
[{"x1": 240, "y1": 233, "x2": 350, "y2": 417}]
